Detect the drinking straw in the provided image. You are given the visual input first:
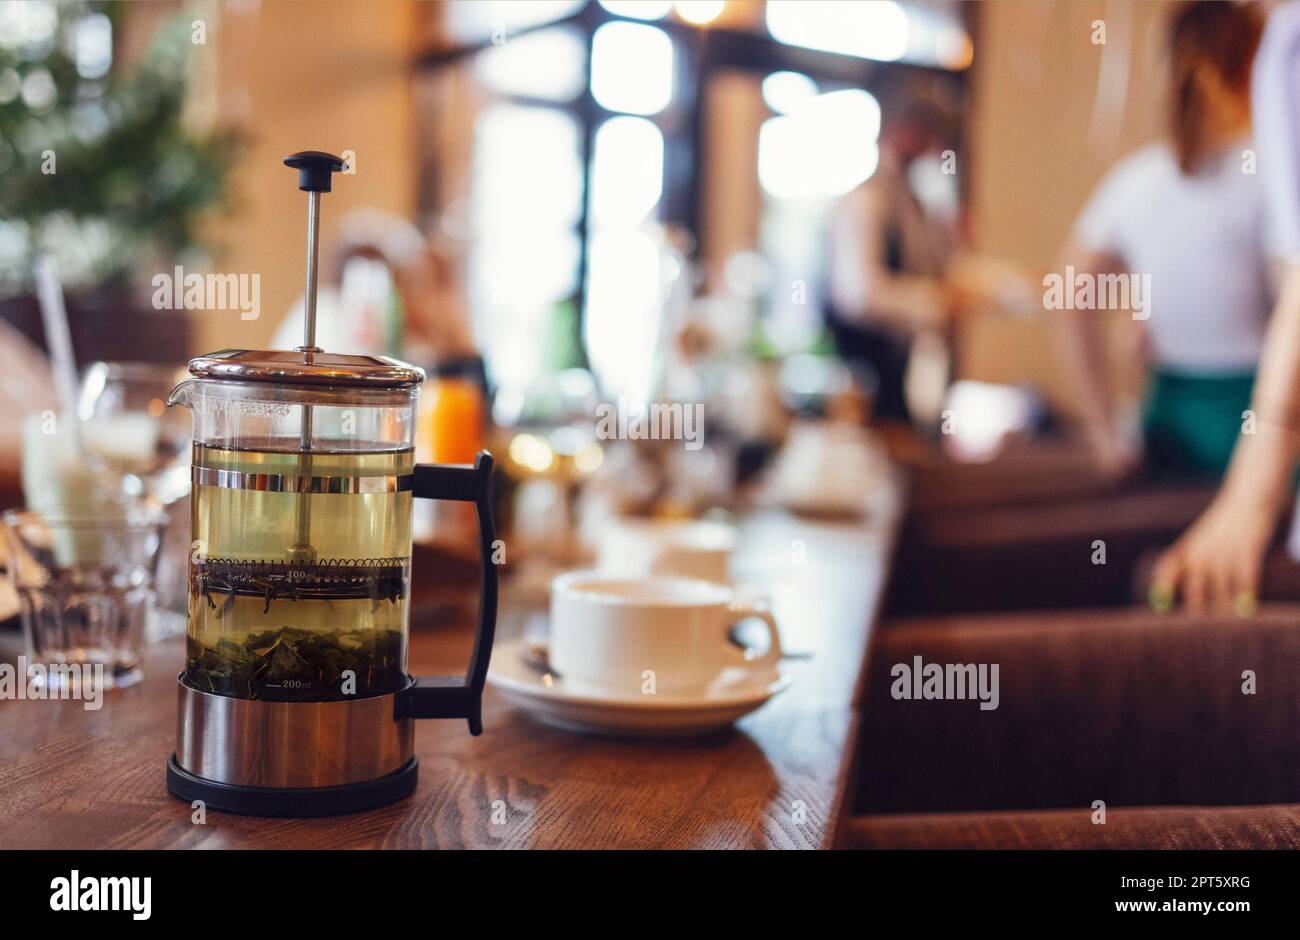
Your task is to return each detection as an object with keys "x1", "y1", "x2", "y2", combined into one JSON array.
[
  {"x1": 29, "y1": 254, "x2": 113, "y2": 564},
  {"x1": 32, "y1": 254, "x2": 82, "y2": 449}
]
